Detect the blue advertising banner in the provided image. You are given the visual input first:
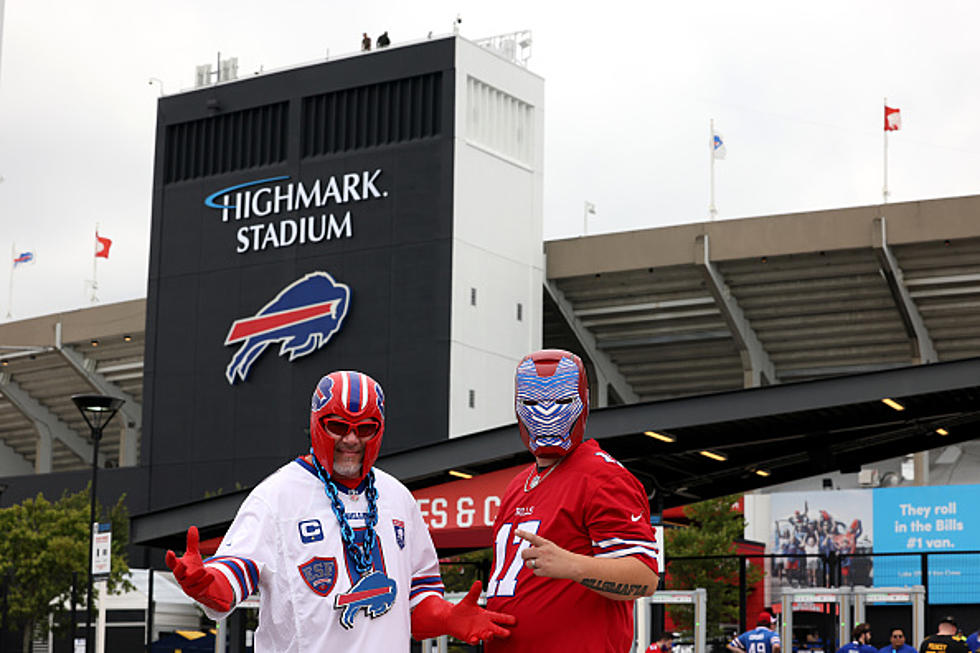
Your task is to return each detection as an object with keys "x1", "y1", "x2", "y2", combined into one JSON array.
[{"x1": 873, "y1": 484, "x2": 980, "y2": 604}]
